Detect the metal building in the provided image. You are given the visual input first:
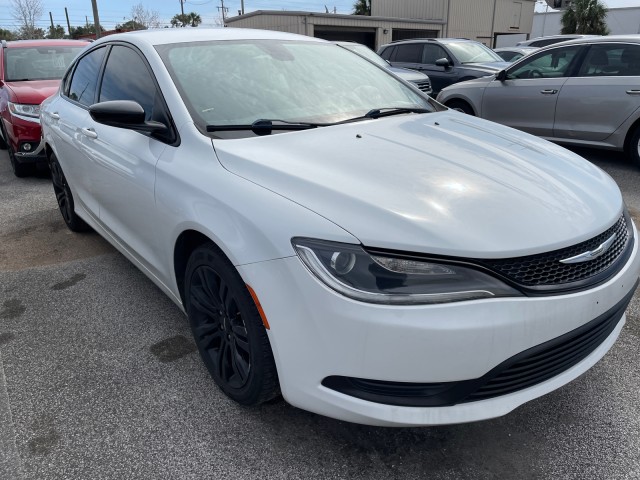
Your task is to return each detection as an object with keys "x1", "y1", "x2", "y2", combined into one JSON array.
[{"x1": 225, "y1": 0, "x2": 536, "y2": 49}]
